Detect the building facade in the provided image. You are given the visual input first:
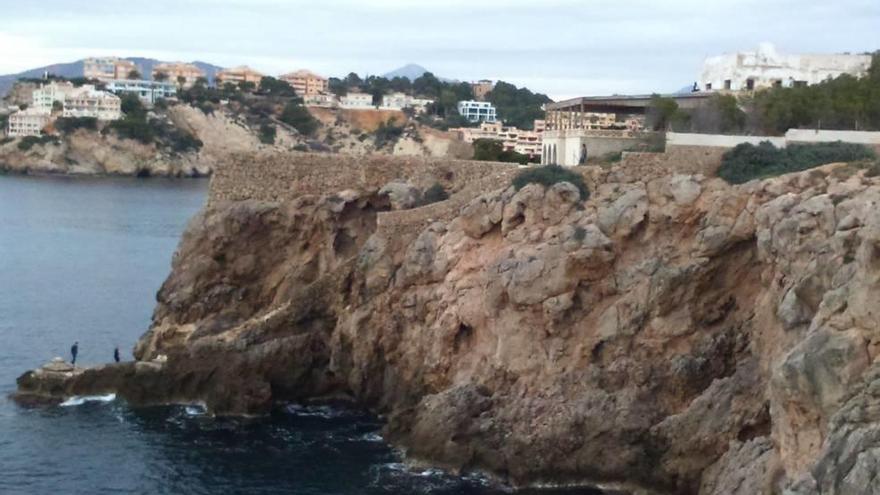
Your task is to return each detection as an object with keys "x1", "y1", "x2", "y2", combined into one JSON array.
[
  {"x1": 452, "y1": 120, "x2": 543, "y2": 158},
  {"x1": 152, "y1": 62, "x2": 205, "y2": 88},
  {"x1": 380, "y1": 92, "x2": 434, "y2": 112},
  {"x1": 471, "y1": 80, "x2": 495, "y2": 101},
  {"x1": 61, "y1": 86, "x2": 122, "y2": 120},
  {"x1": 6, "y1": 108, "x2": 51, "y2": 137},
  {"x1": 699, "y1": 43, "x2": 872, "y2": 92},
  {"x1": 457, "y1": 100, "x2": 497, "y2": 123},
  {"x1": 83, "y1": 57, "x2": 139, "y2": 81},
  {"x1": 302, "y1": 93, "x2": 337, "y2": 107},
  {"x1": 32, "y1": 81, "x2": 77, "y2": 112},
  {"x1": 105, "y1": 79, "x2": 177, "y2": 105},
  {"x1": 340, "y1": 92, "x2": 374, "y2": 109},
  {"x1": 215, "y1": 66, "x2": 264, "y2": 86},
  {"x1": 279, "y1": 69, "x2": 328, "y2": 96}
]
